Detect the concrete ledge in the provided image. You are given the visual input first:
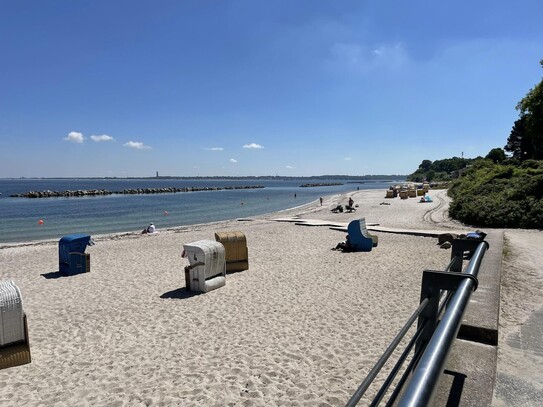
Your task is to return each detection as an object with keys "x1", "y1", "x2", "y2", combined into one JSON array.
[
  {"x1": 431, "y1": 230, "x2": 503, "y2": 405},
  {"x1": 433, "y1": 339, "x2": 497, "y2": 406},
  {"x1": 459, "y1": 230, "x2": 504, "y2": 345}
]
